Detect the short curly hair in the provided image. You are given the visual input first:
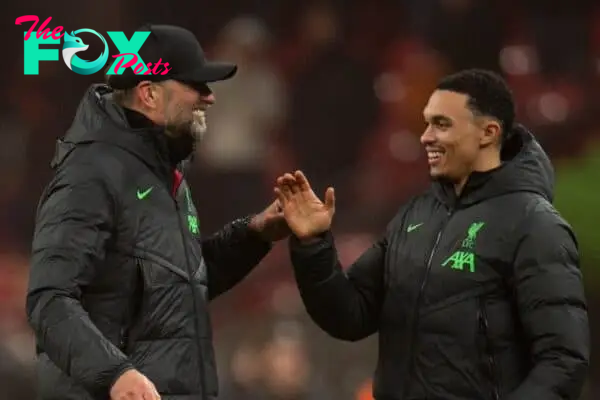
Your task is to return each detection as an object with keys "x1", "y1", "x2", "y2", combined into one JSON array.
[{"x1": 436, "y1": 69, "x2": 515, "y2": 141}]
